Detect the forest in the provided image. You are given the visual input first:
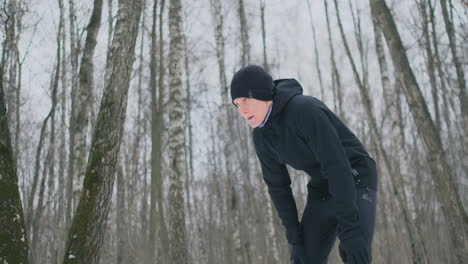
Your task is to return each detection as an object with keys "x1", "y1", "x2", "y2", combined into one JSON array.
[{"x1": 0, "y1": 0, "x2": 467, "y2": 263}]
